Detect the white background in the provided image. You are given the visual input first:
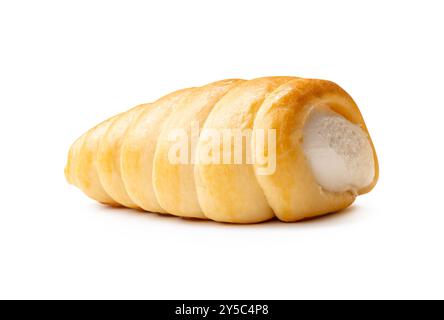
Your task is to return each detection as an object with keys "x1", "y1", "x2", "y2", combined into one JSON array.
[{"x1": 1, "y1": 0, "x2": 443, "y2": 299}]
